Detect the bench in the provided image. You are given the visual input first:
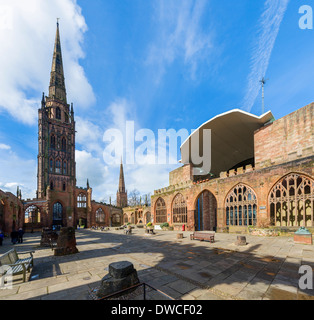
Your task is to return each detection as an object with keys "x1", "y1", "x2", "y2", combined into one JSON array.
[
  {"x1": 190, "y1": 231, "x2": 215, "y2": 243},
  {"x1": 0, "y1": 249, "x2": 34, "y2": 283}
]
